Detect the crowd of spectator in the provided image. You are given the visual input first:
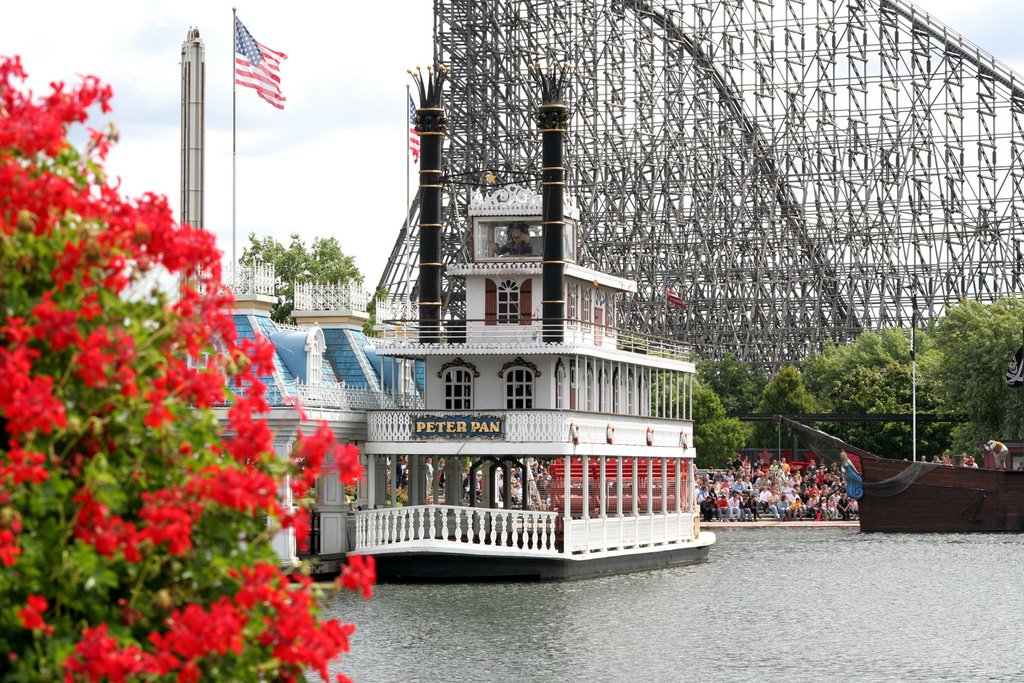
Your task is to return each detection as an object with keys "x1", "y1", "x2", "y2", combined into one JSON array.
[{"x1": 698, "y1": 457, "x2": 858, "y2": 523}]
